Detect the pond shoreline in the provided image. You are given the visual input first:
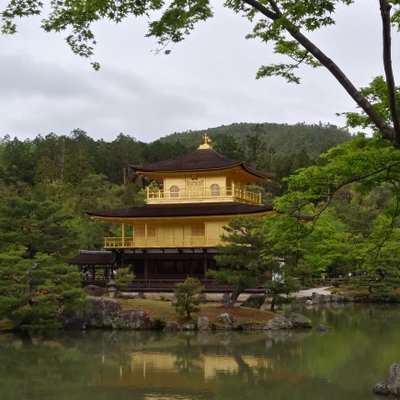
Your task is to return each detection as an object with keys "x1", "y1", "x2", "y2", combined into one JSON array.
[{"x1": 2, "y1": 287, "x2": 399, "y2": 334}]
